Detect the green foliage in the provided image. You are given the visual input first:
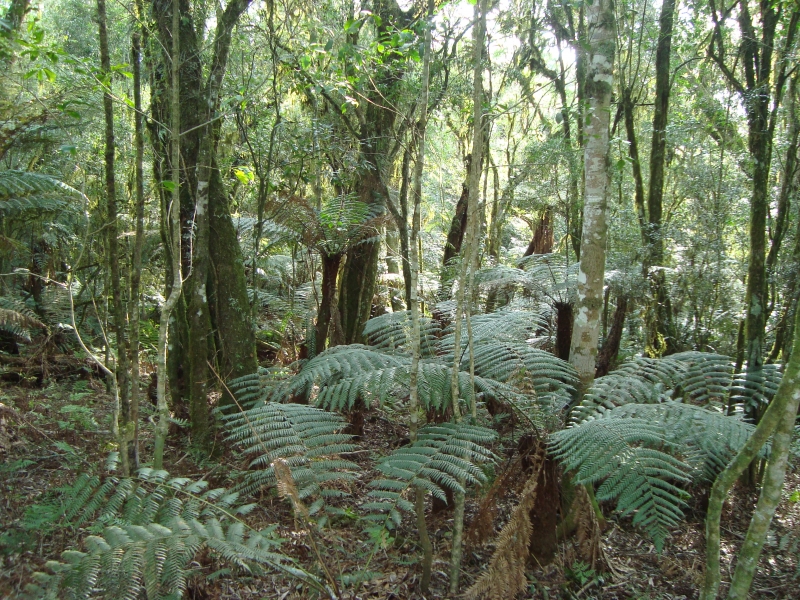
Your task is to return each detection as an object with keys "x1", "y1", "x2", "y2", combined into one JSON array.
[
  {"x1": 0, "y1": 295, "x2": 45, "y2": 341},
  {"x1": 363, "y1": 310, "x2": 441, "y2": 356},
  {"x1": 571, "y1": 352, "x2": 780, "y2": 424},
  {"x1": 0, "y1": 170, "x2": 80, "y2": 217},
  {"x1": 552, "y1": 401, "x2": 760, "y2": 551},
  {"x1": 27, "y1": 457, "x2": 327, "y2": 599},
  {"x1": 363, "y1": 423, "x2": 497, "y2": 533},
  {"x1": 220, "y1": 402, "x2": 359, "y2": 522}
]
